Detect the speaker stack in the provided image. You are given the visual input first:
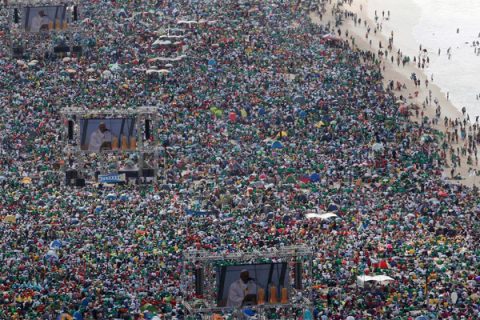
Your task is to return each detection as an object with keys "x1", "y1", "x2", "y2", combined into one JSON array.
[
  {"x1": 194, "y1": 268, "x2": 204, "y2": 296},
  {"x1": 145, "y1": 119, "x2": 151, "y2": 140},
  {"x1": 68, "y1": 120, "x2": 74, "y2": 140},
  {"x1": 65, "y1": 169, "x2": 78, "y2": 186},
  {"x1": 294, "y1": 262, "x2": 302, "y2": 290},
  {"x1": 14, "y1": 8, "x2": 19, "y2": 23}
]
